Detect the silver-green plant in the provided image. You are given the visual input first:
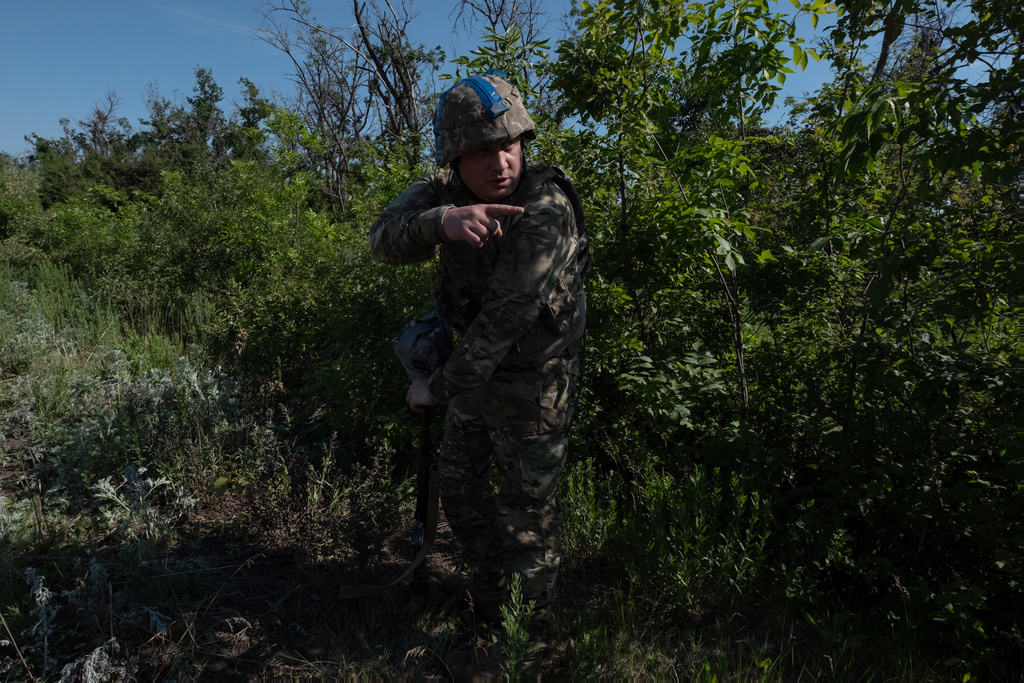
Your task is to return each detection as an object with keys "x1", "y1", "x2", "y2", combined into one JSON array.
[
  {"x1": 91, "y1": 465, "x2": 170, "y2": 560},
  {"x1": 21, "y1": 567, "x2": 58, "y2": 678},
  {"x1": 58, "y1": 636, "x2": 134, "y2": 682}
]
